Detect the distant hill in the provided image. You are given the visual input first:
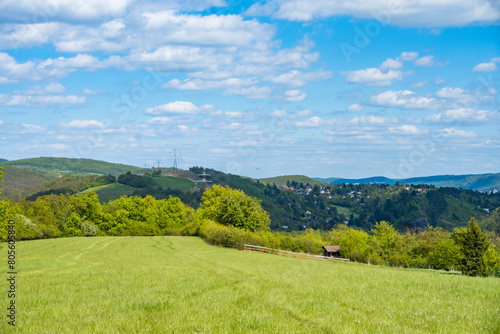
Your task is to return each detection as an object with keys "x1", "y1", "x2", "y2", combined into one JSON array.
[
  {"x1": 259, "y1": 175, "x2": 328, "y2": 187},
  {"x1": 403, "y1": 174, "x2": 500, "y2": 191},
  {"x1": 316, "y1": 176, "x2": 395, "y2": 185},
  {"x1": 0, "y1": 158, "x2": 8, "y2": 163},
  {"x1": 0, "y1": 165, "x2": 53, "y2": 199},
  {"x1": 2, "y1": 157, "x2": 142, "y2": 177},
  {"x1": 314, "y1": 173, "x2": 500, "y2": 192}
]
